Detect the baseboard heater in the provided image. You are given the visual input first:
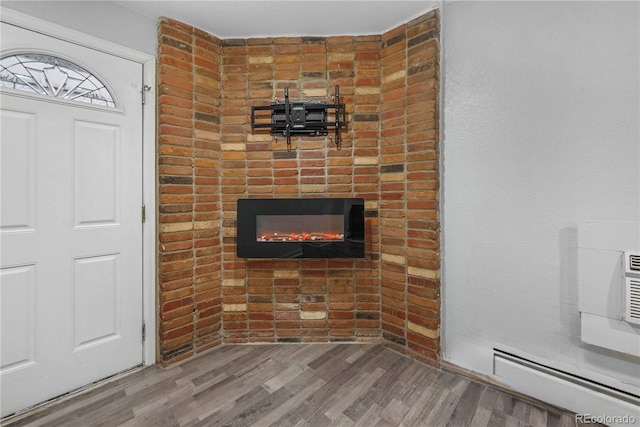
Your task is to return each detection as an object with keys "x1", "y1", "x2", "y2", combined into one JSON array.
[{"x1": 493, "y1": 349, "x2": 639, "y2": 407}]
